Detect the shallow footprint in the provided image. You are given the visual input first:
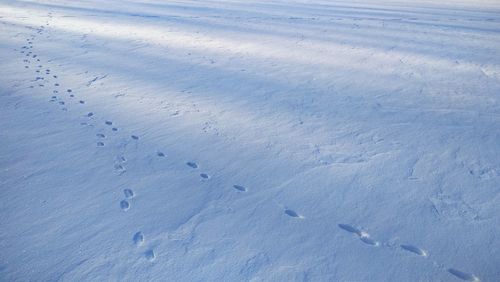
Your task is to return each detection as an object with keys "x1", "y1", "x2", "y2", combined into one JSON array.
[
  {"x1": 338, "y1": 224, "x2": 362, "y2": 236},
  {"x1": 133, "y1": 232, "x2": 144, "y2": 246},
  {"x1": 200, "y1": 173, "x2": 210, "y2": 179},
  {"x1": 96, "y1": 133, "x2": 105, "y2": 138},
  {"x1": 186, "y1": 162, "x2": 198, "y2": 169},
  {"x1": 233, "y1": 185, "x2": 247, "y2": 192},
  {"x1": 124, "y1": 189, "x2": 134, "y2": 199},
  {"x1": 145, "y1": 250, "x2": 156, "y2": 261},
  {"x1": 157, "y1": 152, "x2": 165, "y2": 157},
  {"x1": 120, "y1": 200, "x2": 130, "y2": 211},
  {"x1": 448, "y1": 269, "x2": 480, "y2": 281},
  {"x1": 401, "y1": 245, "x2": 427, "y2": 257},
  {"x1": 97, "y1": 142, "x2": 104, "y2": 147},
  {"x1": 359, "y1": 235, "x2": 379, "y2": 246},
  {"x1": 105, "y1": 121, "x2": 112, "y2": 125},
  {"x1": 284, "y1": 209, "x2": 302, "y2": 218},
  {"x1": 131, "y1": 135, "x2": 139, "y2": 140}
]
